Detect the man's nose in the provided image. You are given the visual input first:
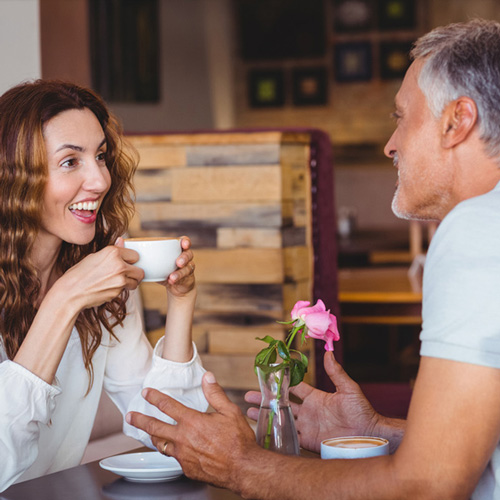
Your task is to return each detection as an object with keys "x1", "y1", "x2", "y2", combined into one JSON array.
[{"x1": 383, "y1": 132, "x2": 396, "y2": 159}]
